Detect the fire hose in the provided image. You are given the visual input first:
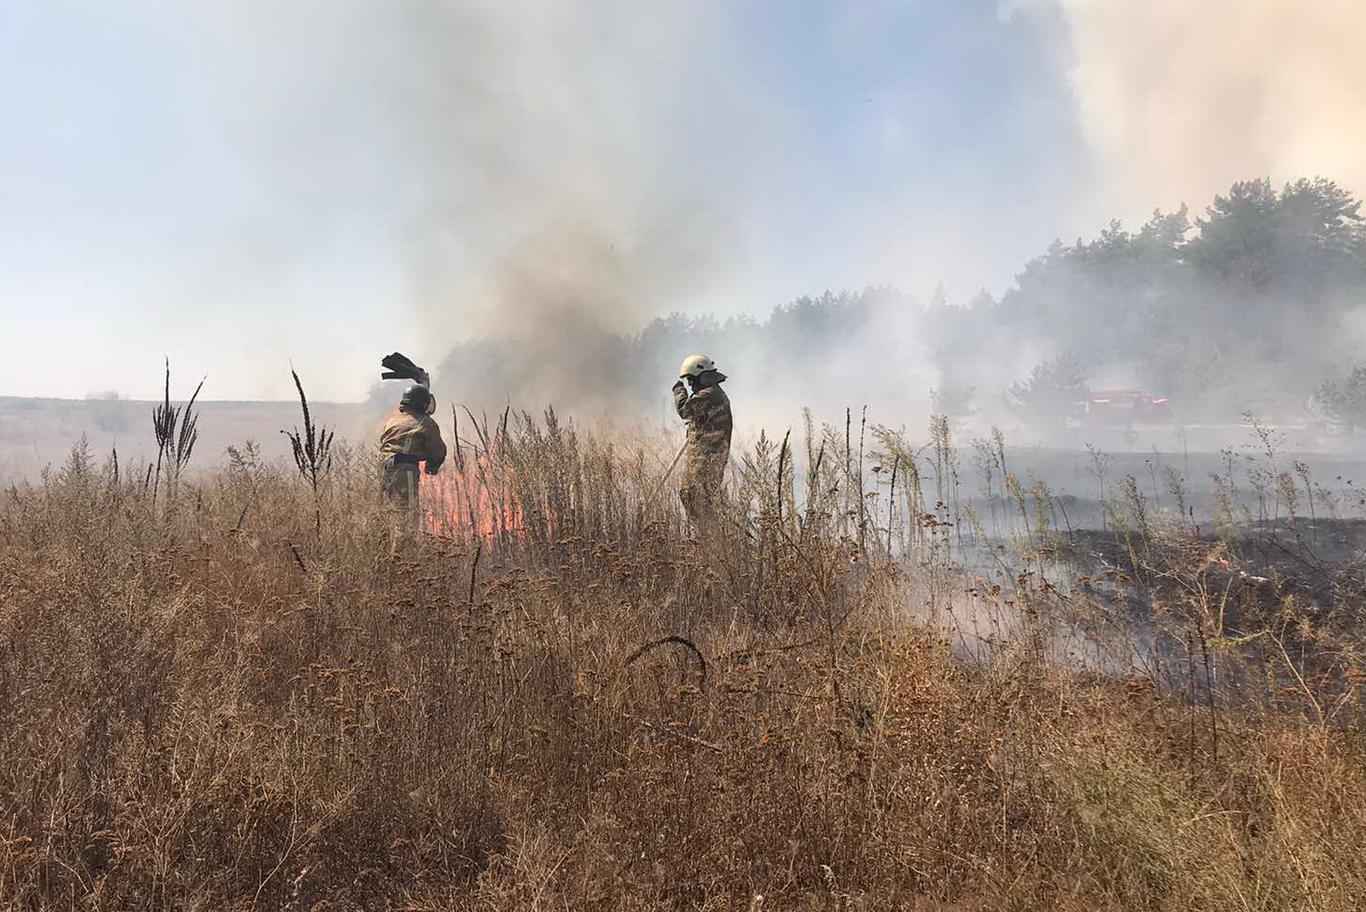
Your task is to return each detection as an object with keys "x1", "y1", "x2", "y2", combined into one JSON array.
[{"x1": 647, "y1": 441, "x2": 687, "y2": 502}]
